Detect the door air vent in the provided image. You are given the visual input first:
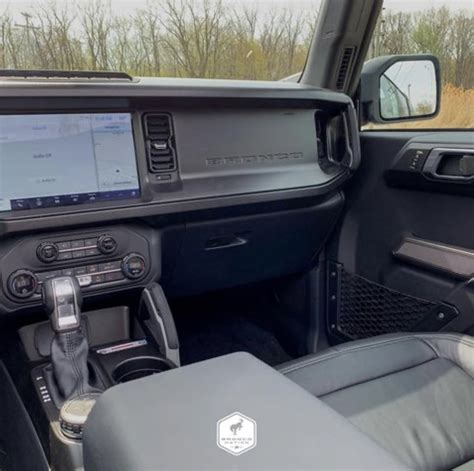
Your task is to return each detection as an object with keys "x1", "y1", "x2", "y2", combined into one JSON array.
[
  {"x1": 143, "y1": 113, "x2": 177, "y2": 173},
  {"x1": 336, "y1": 47, "x2": 355, "y2": 91}
]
